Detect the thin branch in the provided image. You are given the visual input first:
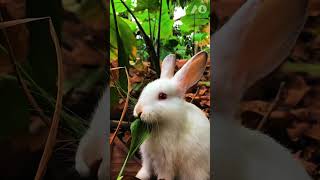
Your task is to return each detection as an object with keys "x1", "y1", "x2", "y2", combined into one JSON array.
[
  {"x1": 190, "y1": 87, "x2": 200, "y2": 104},
  {"x1": 257, "y1": 82, "x2": 285, "y2": 130},
  {"x1": 156, "y1": 0, "x2": 163, "y2": 66},
  {"x1": 110, "y1": 67, "x2": 131, "y2": 145},
  {"x1": 148, "y1": 9, "x2": 153, "y2": 44},
  {"x1": 119, "y1": 0, "x2": 160, "y2": 76}
]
